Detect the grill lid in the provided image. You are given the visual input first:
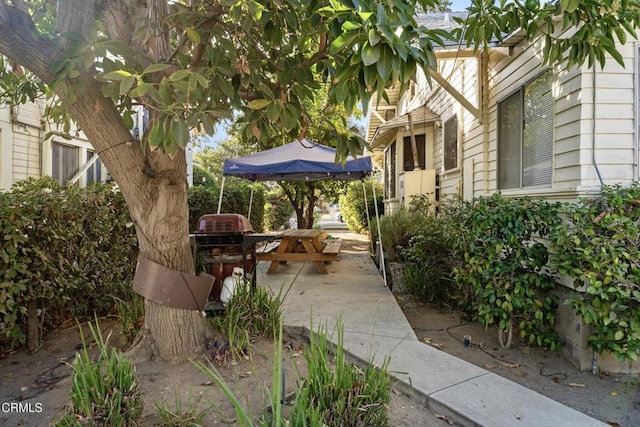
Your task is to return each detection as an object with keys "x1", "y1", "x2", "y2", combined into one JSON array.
[{"x1": 196, "y1": 214, "x2": 254, "y2": 234}]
